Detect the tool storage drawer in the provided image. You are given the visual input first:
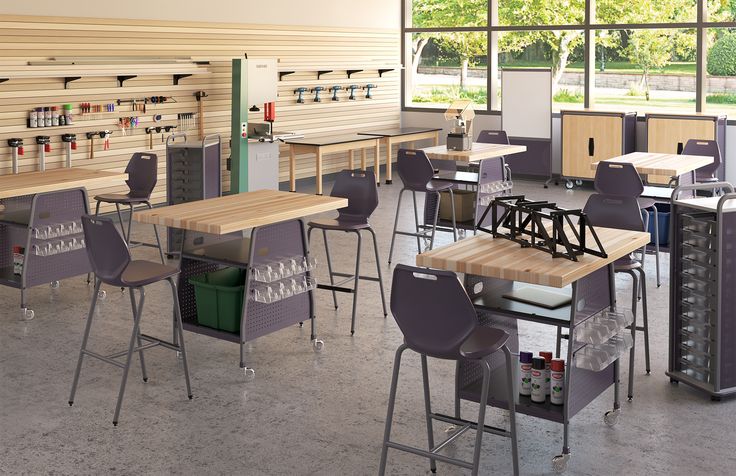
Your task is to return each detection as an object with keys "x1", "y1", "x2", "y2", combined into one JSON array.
[
  {"x1": 682, "y1": 213, "x2": 717, "y2": 234},
  {"x1": 682, "y1": 229, "x2": 717, "y2": 250},
  {"x1": 682, "y1": 274, "x2": 716, "y2": 296},
  {"x1": 682, "y1": 259, "x2": 717, "y2": 281},
  {"x1": 681, "y1": 244, "x2": 717, "y2": 266}
]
